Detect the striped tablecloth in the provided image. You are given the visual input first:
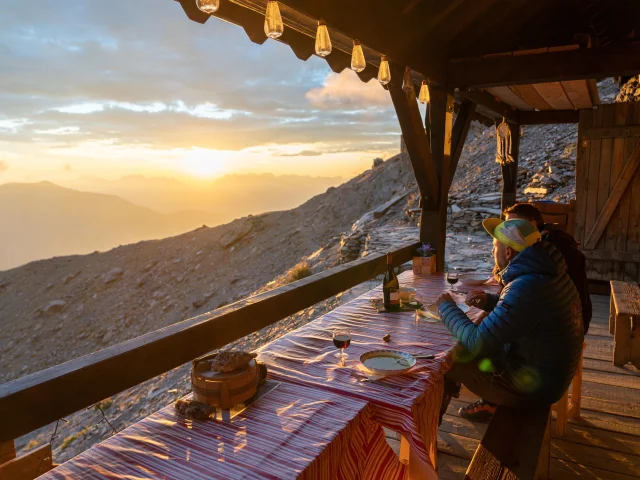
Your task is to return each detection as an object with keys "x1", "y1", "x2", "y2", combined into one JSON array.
[
  {"x1": 39, "y1": 382, "x2": 406, "y2": 480},
  {"x1": 257, "y1": 271, "x2": 494, "y2": 479}
]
